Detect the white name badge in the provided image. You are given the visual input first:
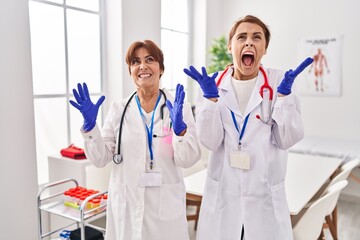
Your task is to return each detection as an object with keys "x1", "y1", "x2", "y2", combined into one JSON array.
[
  {"x1": 140, "y1": 171, "x2": 162, "y2": 187},
  {"x1": 230, "y1": 149, "x2": 250, "y2": 170}
]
